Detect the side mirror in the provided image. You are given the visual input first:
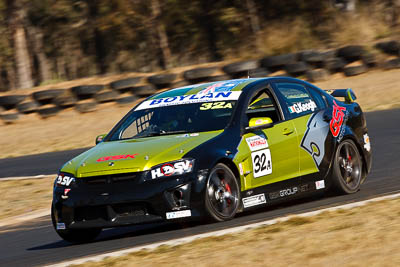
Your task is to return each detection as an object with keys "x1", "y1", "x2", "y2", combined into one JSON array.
[
  {"x1": 95, "y1": 134, "x2": 107, "y2": 145},
  {"x1": 244, "y1": 117, "x2": 273, "y2": 134}
]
